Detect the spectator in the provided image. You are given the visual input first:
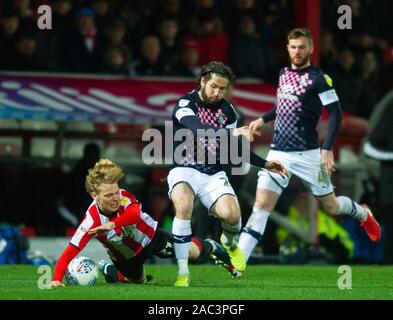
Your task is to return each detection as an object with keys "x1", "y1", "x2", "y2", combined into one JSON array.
[
  {"x1": 0, "y1": 8, "x2": 20, "y2": 70},
  {"x1": 89, "y1": 0, "x2": 111, "y2": 32},
  {"x1": 331, "y1": 47, "x2": 374, "y2": 119},
  {"x1": 184, "y1": 10, "x2": 228, "y2": 65},
  {"x1": 149, "y1": 0, "x2": 187, "y2": 32},
  {"x1": 9, "y1": 30, "x2": 46, "y2": 71},
  {"x1": 229, "y1": 14, "x2": 270, "y2": 79},
  {"x1": 60, "y1": 6, "x2": 106, "y2": 73},
  {"x1": 320, "y1": 29, "x2": 337, "y2": 73},
  {"x1": 116, "y1": 1, "x2": 146, "y2": 52},
  {"x1": 343, "y1": 0, "x2": 374, "y2": 33},
  {"x1": 101, "y1": 44, "x2": 131, "y2": 75},
  {"x1": 129, "y1": 35, "x2": 166, "y2": 76},
  {"x1": 351, "y1": 29, "x2": 385, "y2": 69},
  {"x1": 227, "y1": 0, "x2": 262, "y2": 36},
  {"x1": 187, "y1": 0, "x2": 228, "y2": 28},
  {"x1": 103, "y1": 18, "x2": 127, "y2": 47},
  {"x1": 156, "y1": 16, "x2": 181, "y2": 75},
  {"x1": 12, "y1": 0, "x2": 34, "y2": 31},
  {"x1": 38, "y1": 0, "x2": 74, "y2": 71},
  {"x1": 195, "y1": 0, "x2": 216, "y2": 10},
  {"x1": 51, "y1": 0, "x2": 73, "y2": 34},
  {"x1": 258, "y1": 3, "x2": 293, "y2": 83},
  {"x1": 359, "y1": 50, "x2": 381, "y2": 106},
  {"x1": 175, "y1": 45, "x2": 201, "y2": 78}
]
